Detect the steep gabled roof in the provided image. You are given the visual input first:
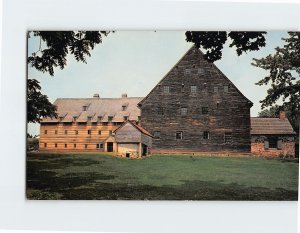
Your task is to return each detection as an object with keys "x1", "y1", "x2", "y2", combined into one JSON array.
[
  {"x1": 138, "y1": 45, "x2": 252, "y2": 107},
  {"x1": 251, "y1": 117, "x2": 296, "y2": 135},
  {"x1": 114, "y1": 120, "x2": 153, "y2": 137},
  {"x1": 41, "y1": 97, "x2": 143, "y2": 123}
]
